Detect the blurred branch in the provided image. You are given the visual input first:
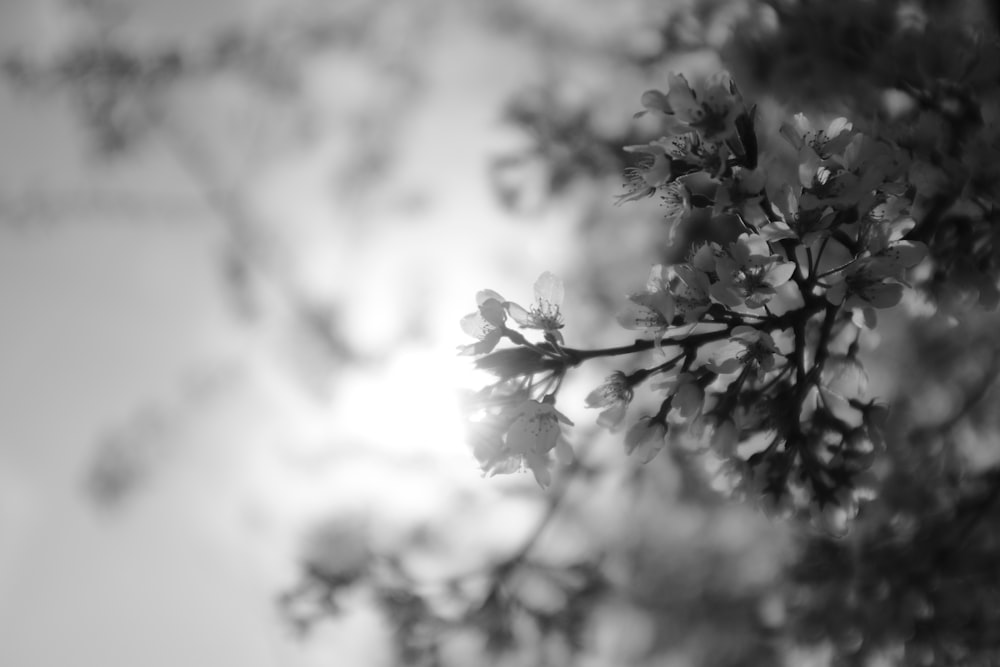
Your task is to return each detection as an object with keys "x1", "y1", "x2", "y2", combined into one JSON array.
[{"x1": 153, "y1": 111, "x2": 365, "y2": 366}]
